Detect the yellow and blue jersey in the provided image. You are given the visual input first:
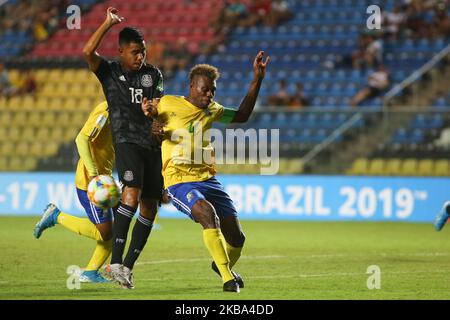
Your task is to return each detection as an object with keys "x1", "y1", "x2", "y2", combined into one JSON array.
[
  {"x1": 75, "y1": 101, "x2": 114, "y2": 191},
  {"x1": 156, "y1": 95, "x2": 235, "y2": 188}
]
